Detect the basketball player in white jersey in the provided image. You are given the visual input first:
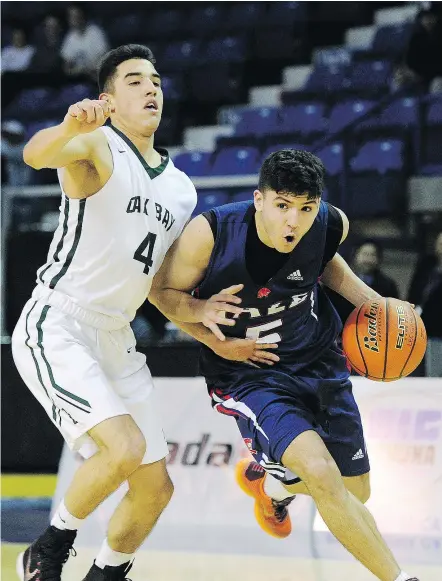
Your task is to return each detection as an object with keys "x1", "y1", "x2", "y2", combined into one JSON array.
[{"x1": 12, "y1": 44, "x2": 265, "y2": 581}]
